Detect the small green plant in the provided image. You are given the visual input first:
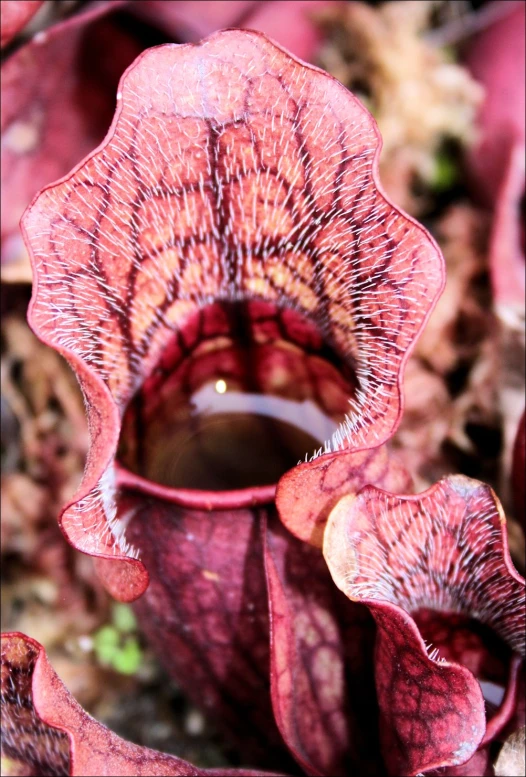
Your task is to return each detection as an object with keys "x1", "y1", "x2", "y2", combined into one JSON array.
[{"x1": 93, "y1": 604, "x2": 142, "y2": 675}]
